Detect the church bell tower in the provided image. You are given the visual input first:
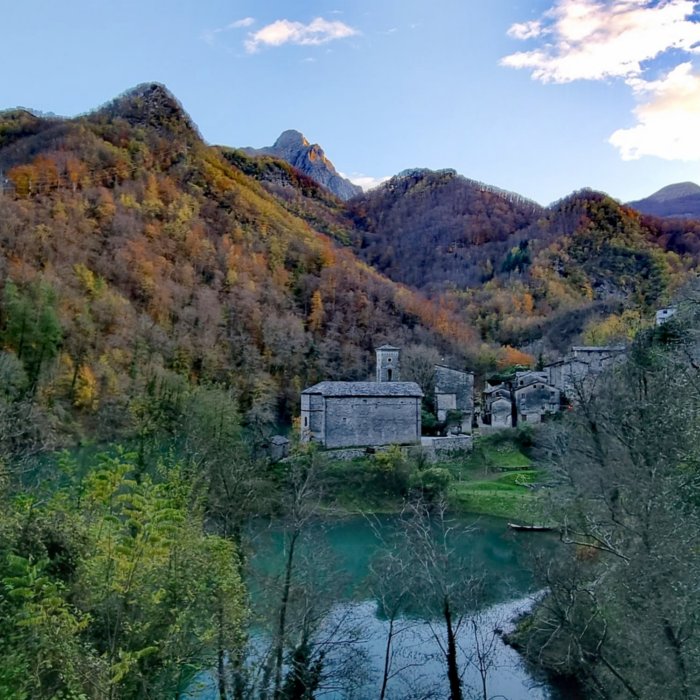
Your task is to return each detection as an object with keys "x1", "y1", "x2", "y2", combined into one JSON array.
[{"x1": 376, "y1": 345, "x2": 400, "y2": 382}]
